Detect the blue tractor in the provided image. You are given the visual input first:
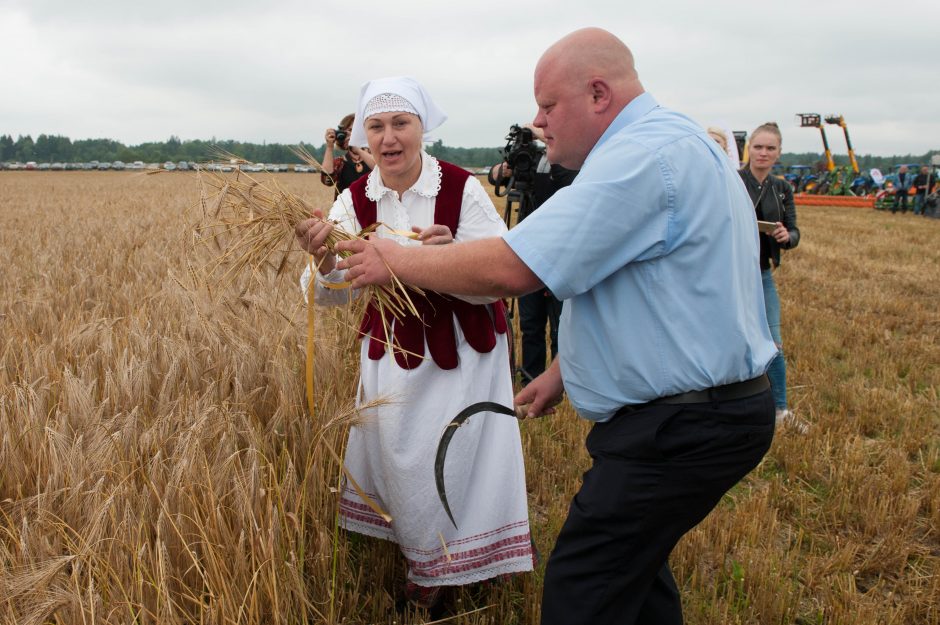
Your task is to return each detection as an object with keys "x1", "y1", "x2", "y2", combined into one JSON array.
[{"x1": 784, "y1": 165, "x2": 814, "y2": 192}]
